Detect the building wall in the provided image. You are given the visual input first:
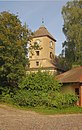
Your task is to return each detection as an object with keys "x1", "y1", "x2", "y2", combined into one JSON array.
[
  {"x1": 61, "y1": 83, "x2": 81, "y2": 106},
  {"x1": 29, "y1": 36, "x2": 55, "y2": 69},
  {"x1": 61, "y1": 83, "x2": 80, "y2": 94}
]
